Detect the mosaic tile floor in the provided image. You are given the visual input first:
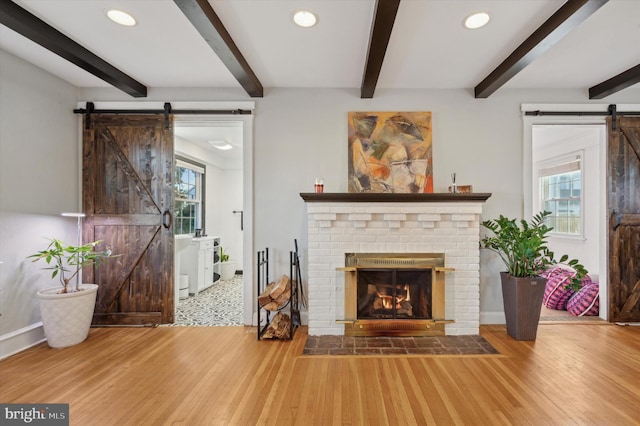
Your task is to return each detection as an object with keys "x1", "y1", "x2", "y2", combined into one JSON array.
[
  {"x1": 169, "y1": 275, "x2": 243, "y2": 326},
  {"x1": 303, "y1": 335, "x2": 499, "y2": 356}
]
